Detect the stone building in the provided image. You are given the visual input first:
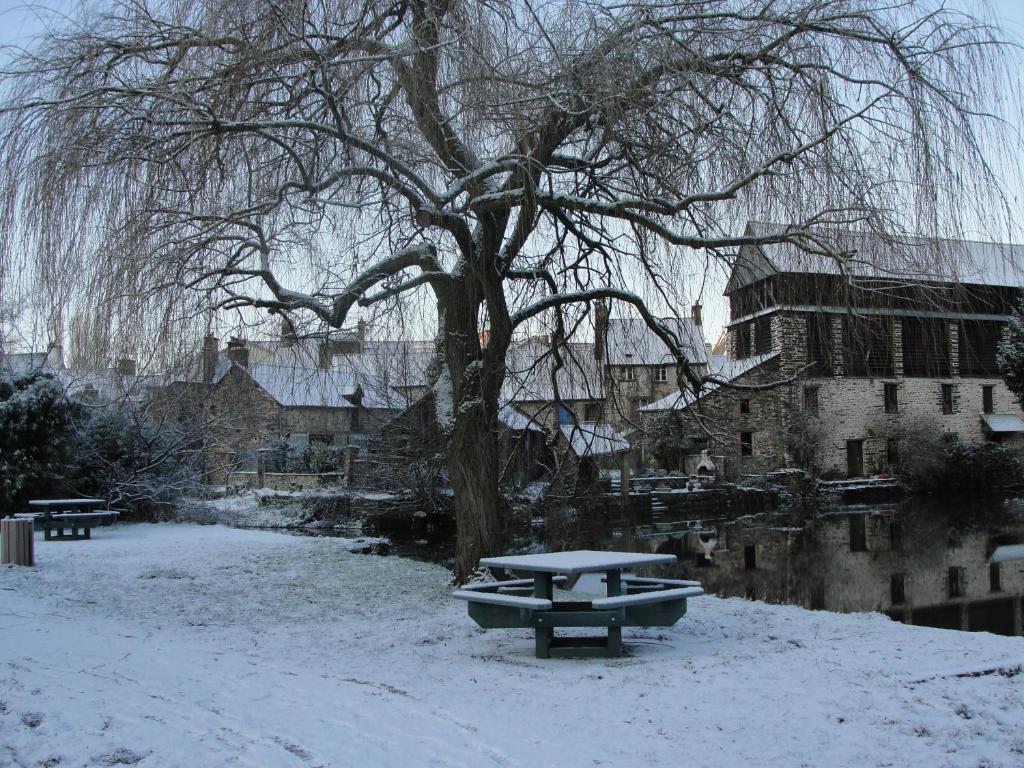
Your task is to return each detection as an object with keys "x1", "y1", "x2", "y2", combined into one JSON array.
[
  {"x1": 644, "y1": 224, "x2": 1024, "y2": 477},
  {"x1": 503, "y1": 306, "x2": 709, "y2": 438}
]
